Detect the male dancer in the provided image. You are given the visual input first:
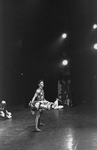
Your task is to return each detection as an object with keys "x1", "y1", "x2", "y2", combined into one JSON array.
[{"x1": 29, "y1": 80, "x2": 56, "y2": 131}]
